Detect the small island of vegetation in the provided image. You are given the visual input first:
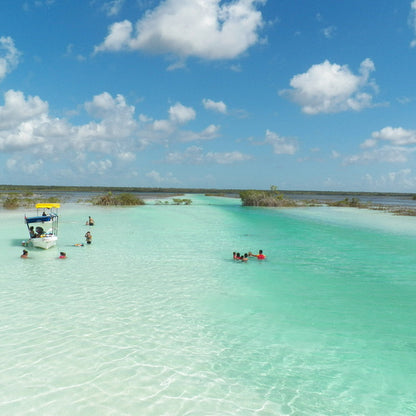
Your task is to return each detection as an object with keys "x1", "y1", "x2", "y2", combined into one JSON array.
[
  {"x1": 239, "y1": 186, "x2": 297, "y2": 207},
  {"x1": 2, "y1": 192, "x2": 60, "y2": 209},
  {"x1": 92, "y1": 192, "x2": 145, "y2": 206}
]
